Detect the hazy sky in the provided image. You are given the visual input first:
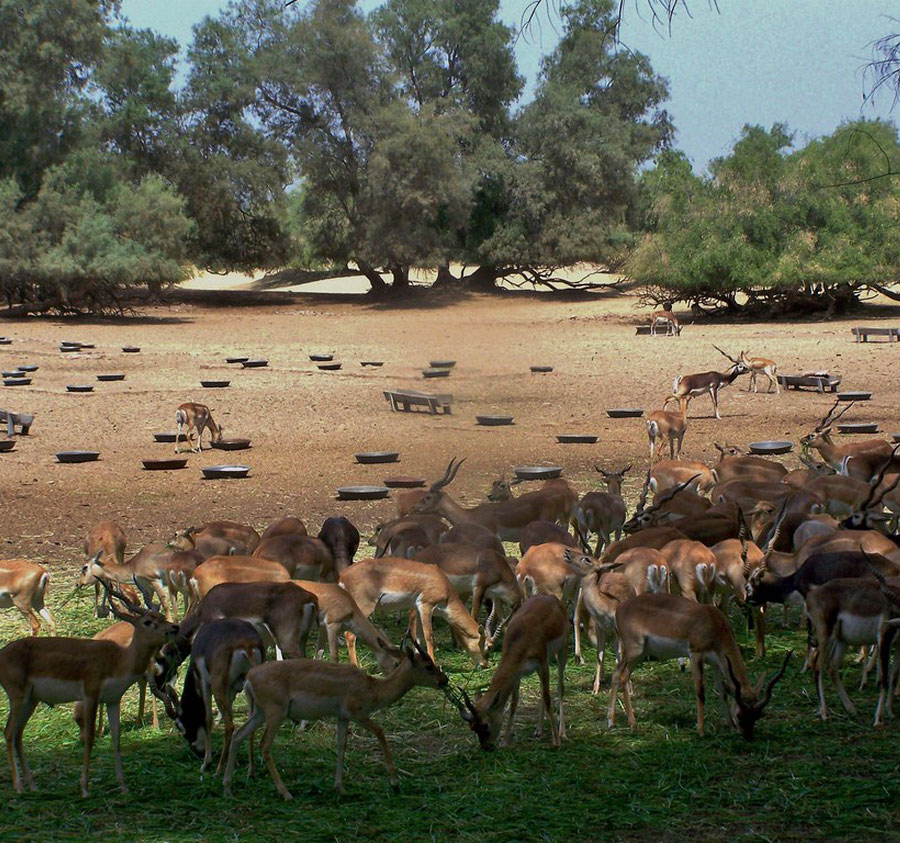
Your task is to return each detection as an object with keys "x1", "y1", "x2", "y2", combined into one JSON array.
[{"x1": 118, "y1": 0, "x2": 899, "y2": 172}]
